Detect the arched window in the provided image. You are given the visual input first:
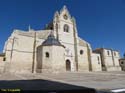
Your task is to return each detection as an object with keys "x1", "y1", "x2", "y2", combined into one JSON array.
[
  {"x1": 80, "y1": 50, "x2": 84, "y2": 55},
  {"x1": 45, "y1": 52, "x2": 49, "y2": 58},
  {"x1": 64, "y1": 24, "x2": 69, "y2": 32}
]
